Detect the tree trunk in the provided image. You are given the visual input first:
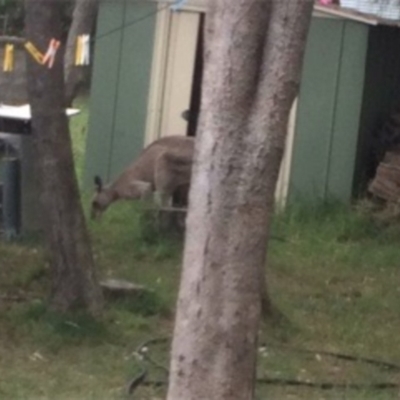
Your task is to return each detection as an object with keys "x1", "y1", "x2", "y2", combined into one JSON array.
[
  {"x1": 64, "y1": 0, "x2": 98, "y2": 106},
  {"x1": 167, "y1": 1, "x2": 313, "y2": 400},
  {"x1": 24, "y1": 0, "x2": 103, "y2": 315}
]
